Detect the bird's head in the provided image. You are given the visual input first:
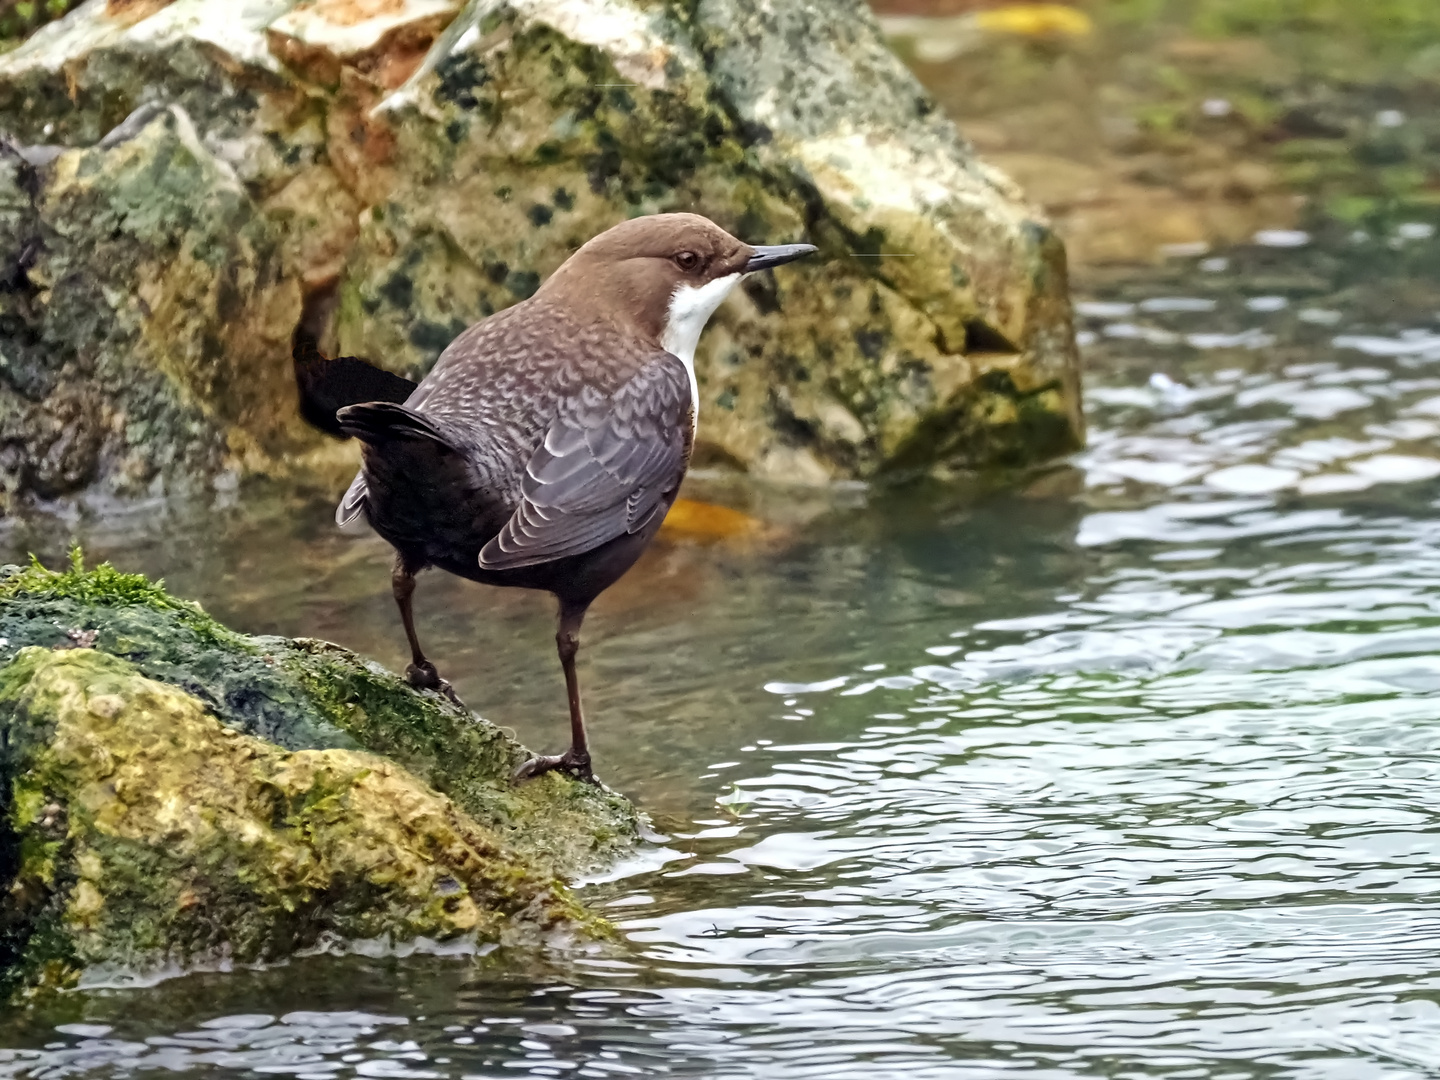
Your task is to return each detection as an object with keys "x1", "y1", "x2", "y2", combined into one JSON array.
[{"x1": 538, "y1": 213, "x2": 816, "y2": 363}]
